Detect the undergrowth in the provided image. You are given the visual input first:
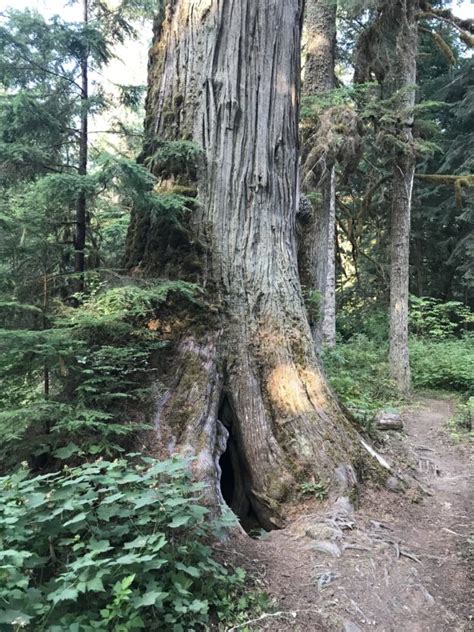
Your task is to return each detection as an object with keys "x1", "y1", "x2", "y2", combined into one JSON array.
[
  {"x1": 449, "y1": 396, "x2": 473, "y2": 440},
  {"x1": 0, "y1": 280, "x2": 199, "y2": 470},
  {"x1": 0, "y1": 455, "x2": 264, "y2": 631},
  {"x1": 0, "y1": 279, "x2": 270, "y2": 630},
  {"x1": 410, "y1": 336, "x2": 473, "y2": 394},
  {"x1": 323, "y1": 332, "x2": 473, "y2": 429},
  {"x1": 322, "y1": 335, "x2": 399, "y2": 428}
]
